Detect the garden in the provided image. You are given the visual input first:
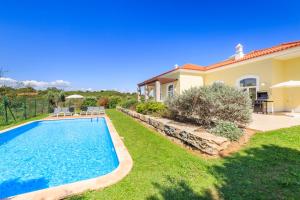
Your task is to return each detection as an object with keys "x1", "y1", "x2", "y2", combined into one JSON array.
[{"x1": 119, "y1": 83, "x2": 252, "y2": 144}]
